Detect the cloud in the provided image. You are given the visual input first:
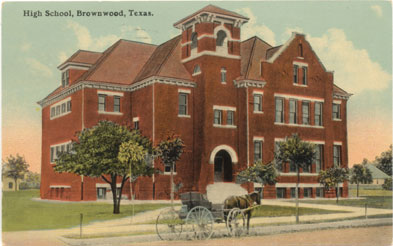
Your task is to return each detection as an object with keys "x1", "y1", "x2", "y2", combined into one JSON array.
[
  {"x1": 281, "y1": 27, "x2": 304, "y2": 43},
  {"x1": 371, "y1": 5, "x2": 383, "y2": 17},
  {"x1": 237, "y1": 8, "x2": 276, "y2": 46},
  {"x1": 307, "y1": 28, "x2": 391, "y2": 93},
  {"x1": 25, "y1": 58, "x2": 53, "y2": 77},
  {"x1": 58, "y1": 51, "x2": 68, "y2": 64},
  {"x1": 120, "y1": 26, "x2": 152, "y2": 43},
  {"x1": 66, "y1": 20, "x2": 120, "y2": 51},
  {"x1": 21, "y1": 43, "x2": 31, "y2": 52}
]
